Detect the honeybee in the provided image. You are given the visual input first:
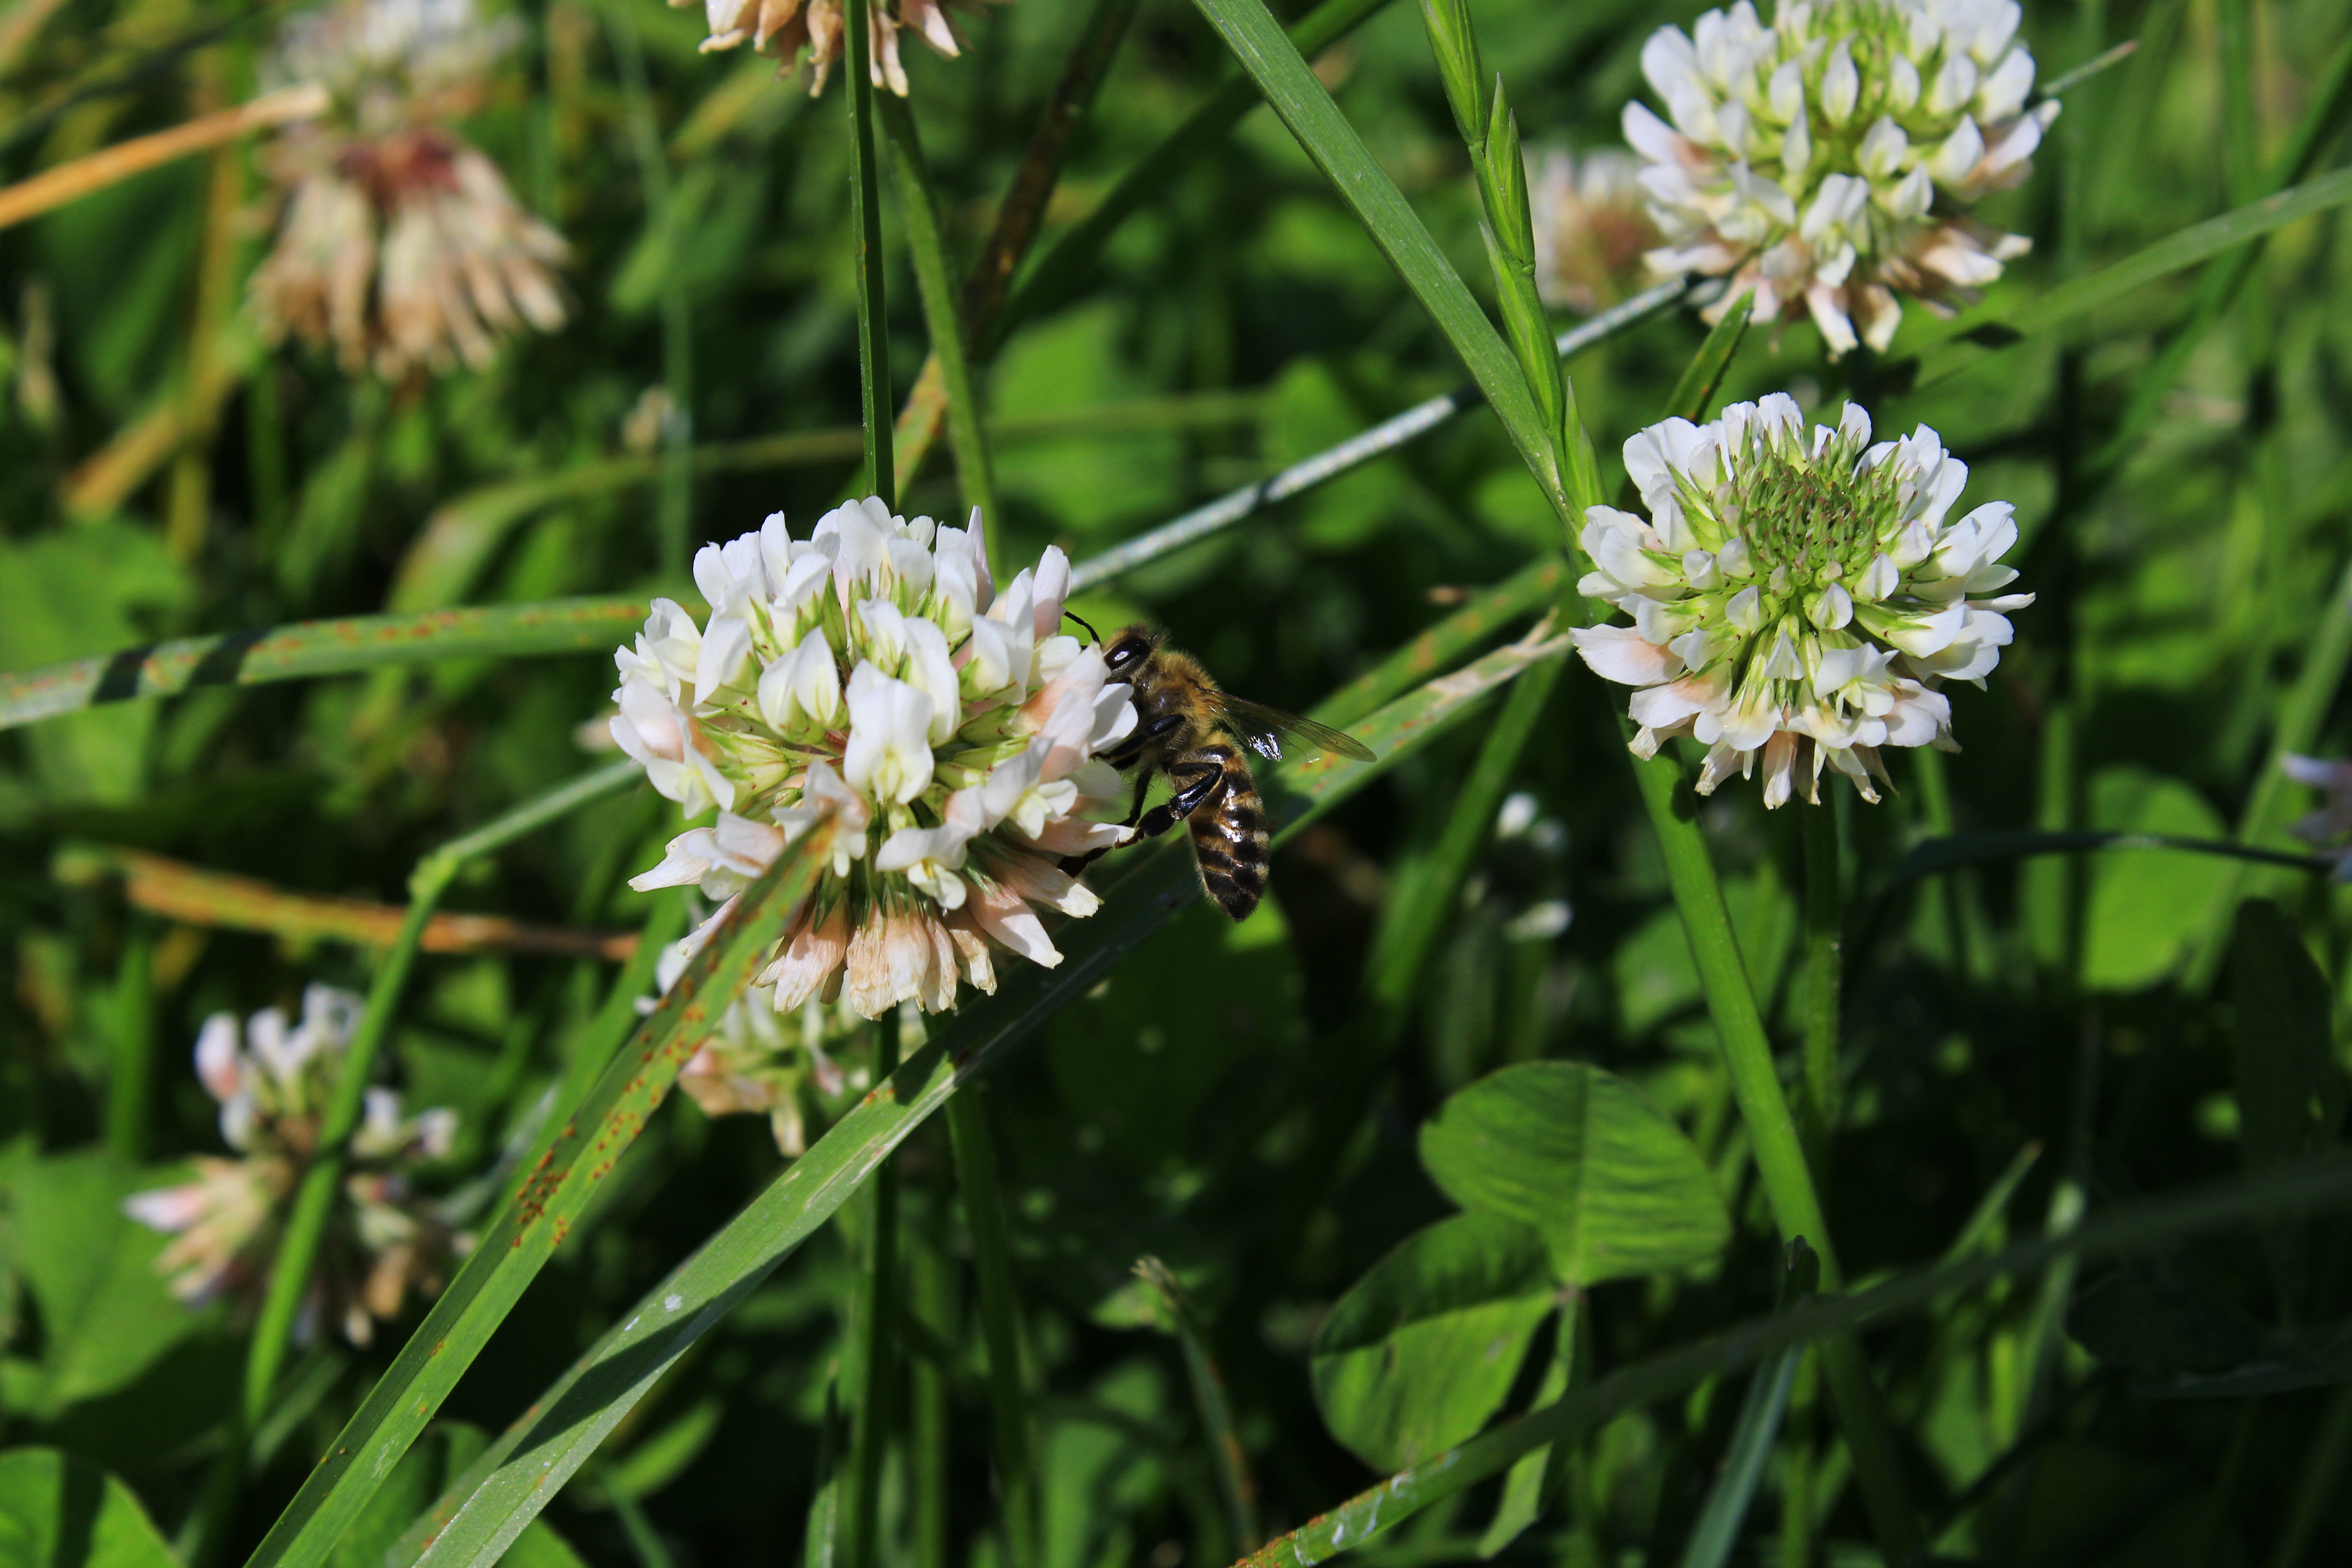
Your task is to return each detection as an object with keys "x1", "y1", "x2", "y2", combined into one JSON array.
[{"x1": 1067, "y1": 621, "x2": 1376, "y2": 920}]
